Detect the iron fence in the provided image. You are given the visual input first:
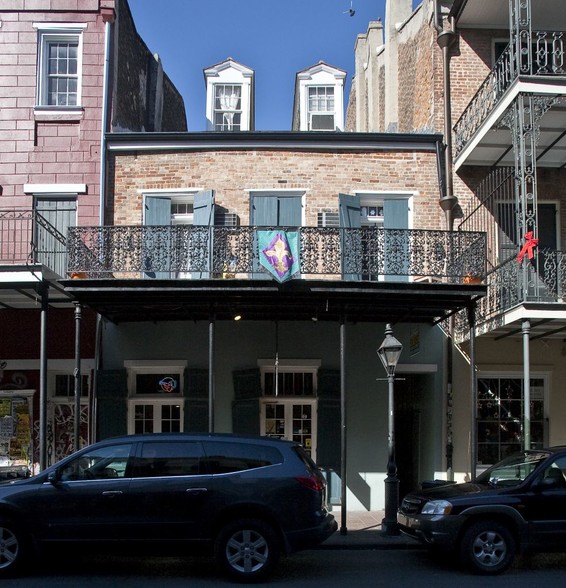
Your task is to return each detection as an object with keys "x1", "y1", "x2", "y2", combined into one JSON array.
[
  {"x1": 455, "y1": 249, "x2": 566, "y2": 342},
  {"x1": 0, "y1": 209, "x2": 67, "y2": 276},
  {"x1": 66, "y1": 225, "x2": 486, "y2": 282},
  {"x1": 454, "y1": 31, "x2": 565, "y2": 157}
]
